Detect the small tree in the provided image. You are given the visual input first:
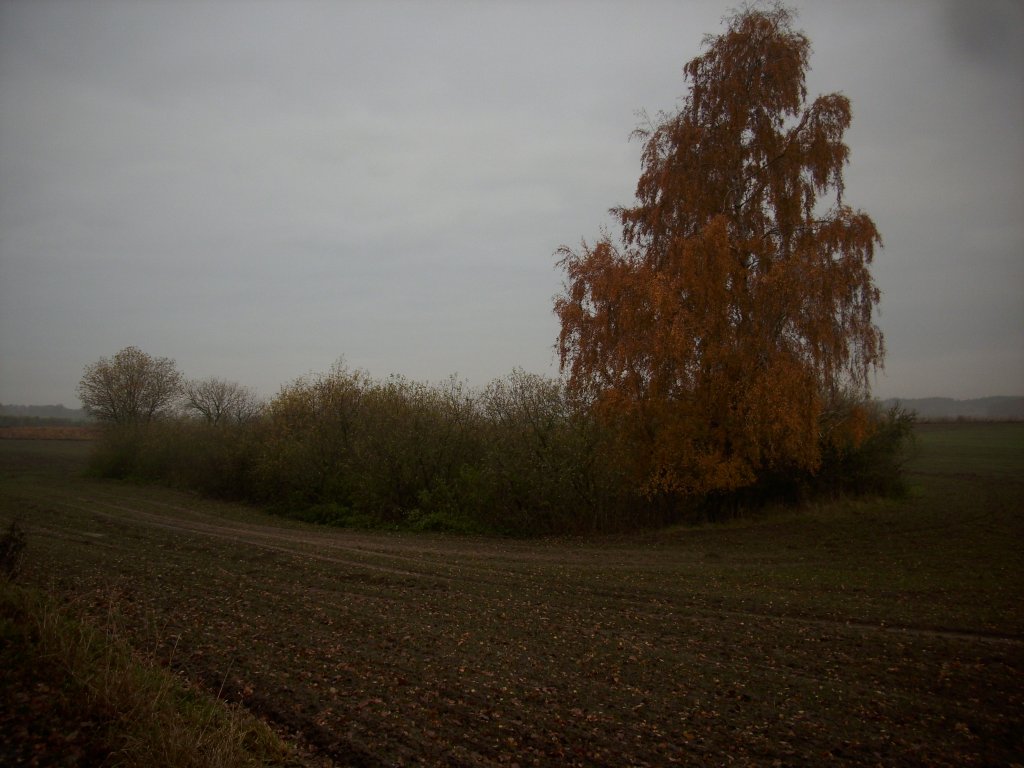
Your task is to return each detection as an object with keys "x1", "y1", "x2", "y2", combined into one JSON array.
[
  {"x1": 184, "y1": 377, "x2": 263, "y2": 425},
  {"x1": 555, "y1": 5, "x2": 883, "y2": 497},
  {"x1": 77, "y1": 346, "x2": 183, "y2": 424}
]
